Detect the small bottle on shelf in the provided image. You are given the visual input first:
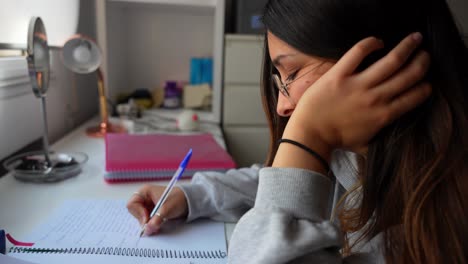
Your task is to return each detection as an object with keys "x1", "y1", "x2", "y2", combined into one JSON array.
[{"x1": 163, "y1": 81, "x2": 181, "y2": 108}]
